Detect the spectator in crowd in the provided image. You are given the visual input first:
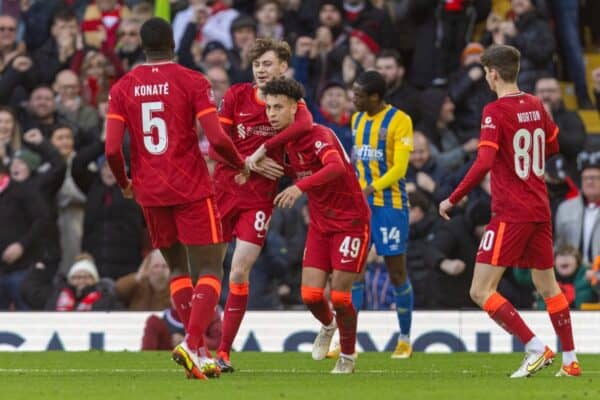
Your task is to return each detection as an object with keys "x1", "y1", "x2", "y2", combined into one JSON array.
[
  {"x1": 71, "y1": 140, "x2": 144, "y2": 280},
  {"x1": 341, "y1": 0, "x2": 396, "y2": 50},
  {"x1": 20, "y1": 85, "x2": 70, "y2": 139},
  {"x1": 342, "y1": 26, "x2": 377, "y2": 85},
  {"x1": 200, "y1": 40, "x2": 231, "y2": 72},
  {"x1": 535, "y1": 76, "x2": 586, "y2": 181},
  {"x1": 172, "y1": 0, "x2": 211, "y2": 52},
  {"x1": 501, "y1": 0, "x2": 555, "y2": 93},
  {"x1": 130, "y1": 1, "x2": 154, "y2": 23},
  {"x1": 32, "y1": 8, "x2": 84, "y2": 86},
  {"x1": 545, "y1": 154, "x2": 579, "y2": 222},
  {"x1": 53, "y1": 69, "x2": 101, "y2": 137},
  {"x1": 176, "y1": 5, "x2": 214, "y2": 72},
  {"x1": 449, "y1": 42, "x2": 495, "y2": 139},
  {"x1": 227, "y1": 14, "x2": 256, "y2": 83},
  {"x1": 0, "y1": 14, "x2": 36, "y2": 107},
  {"x1": 78, "y1": 50, "x2": 120, "y2": 107},
  {"x1": 426, "y1": 198, "x2": 491, "y2": 309},
  {"x1": 116, "y1": 18, "x2": 143, "y2": 71},
  {"x1": 555, "y1": 151, "x2": 600, "y2": 265},
  {"x1": 593, "y1": 67, "x2": 600, "y2": 113},
  {"x1": 45, "y1": 253, "x2": 121, "y2": 311},
  {"x1": 142, "y1": 306, "x2": 222, "y2": 350},
  {"x1": 255, "y1": 0, "x2": 284, "y2": 40},
  {"x1": 116, "y1": 250, "x2": 171, "y2": 311},
  {"x1": 406, "y1": 189, "x2": 439, "y2": 309},
  {"x1": 0, "y1": 158, "x2": 49, "y2": 309},
  {"x1": 375, "y1": 49, "x2": 421, "y2": 125},
  {"x1": 81, "y1": 0, "x2": 131, "y2": 53},
  {"x1": 0, "y1": 105, "x2": 21, "y2": 166},
  {"x1": 548, "y1": 0, "x2": 594, "y2": 109},
  {"x1": 14, "y1": 128, "x2": 66, "y2": 276},
  {"x1": 514, "y1": 245, "x2": 597, "y2": 309},
  {"x1": 418, "y1": 88, "x2": 478, "y2": 170},
  {"x1": 433, "y1": 0, "x2": 478, "y2": 85},
  {"x1": 50, "y1": 124, "x2": 86, "y2": 274},
  {"x1": 310, "y1": 80, "x2": 352, "y2": 155},
  {"x1": 206, "y1": 65, "x2": 230, "y2": 107},
  {"x1": 406, "y1": 131, "x2": 448, "y2": 203}
]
